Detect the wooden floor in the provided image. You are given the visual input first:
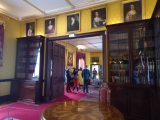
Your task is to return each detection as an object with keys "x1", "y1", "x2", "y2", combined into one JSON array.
[{"x1": 42, "y1": 101, "x2": 124, "y2": 120}]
